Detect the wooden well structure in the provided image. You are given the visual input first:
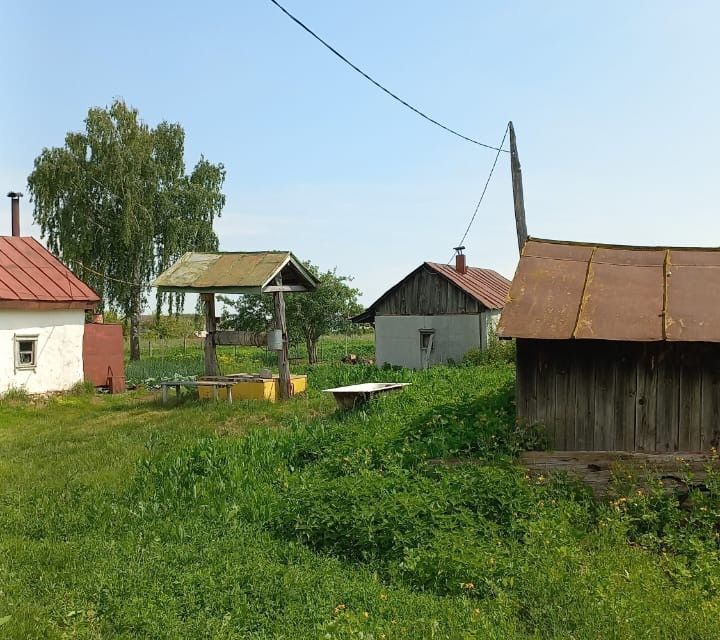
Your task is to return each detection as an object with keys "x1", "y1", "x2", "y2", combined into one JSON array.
[{"x1": 153, "y1": 251, "x2": 318, "y2": 399}]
